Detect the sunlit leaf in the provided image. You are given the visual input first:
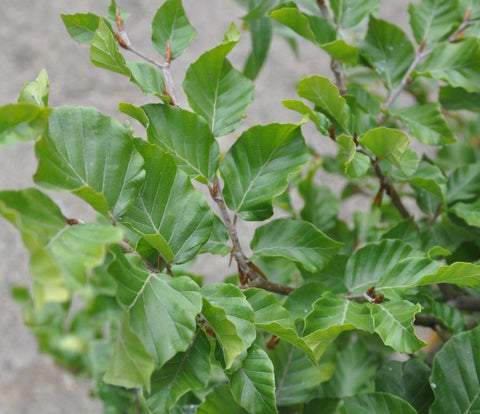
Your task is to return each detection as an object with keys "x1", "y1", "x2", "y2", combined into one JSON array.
[
  {"x1": 18, "y1": 69, "x2": 49, "y2": 106},
  {"x1": 61, "y1": 12, "x2": 102, "y2": 44}
]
